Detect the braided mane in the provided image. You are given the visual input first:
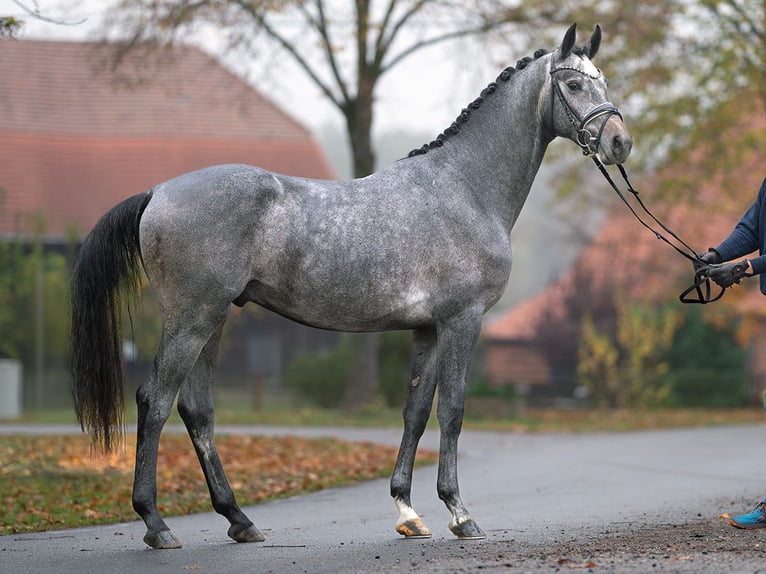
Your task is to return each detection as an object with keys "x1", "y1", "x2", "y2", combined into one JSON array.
[{"x1": 407, "y1": 48, "x2": 552, "y2": 158}]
